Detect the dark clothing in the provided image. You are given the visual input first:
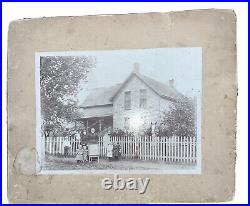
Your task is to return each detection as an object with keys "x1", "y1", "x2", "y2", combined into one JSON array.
[
  {"x1": 84, "y1": 133, "x2": 99, "y2": 144},
  {"x1": 64, "y1": 146, "x2": 70, "y2": 157},
  {"x1": 113, "y1": 145, "x2": 121, "y2": 158},
  {"x1": 80, "y1": 134, "x2": 88, "y2": 145}
]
